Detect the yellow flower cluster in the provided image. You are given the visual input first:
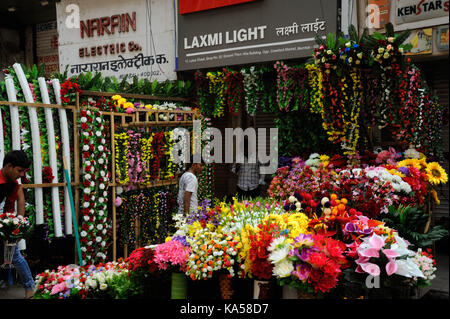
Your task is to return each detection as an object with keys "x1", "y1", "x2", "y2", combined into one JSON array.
[
  {"x1": 112, "y1": 94, "x2": 155, "y2": 111},
  {"x1": 306, "y1": 64, "x2": 323, "y2": 114},
  {"x1": 114, "y1": 132, "x2": 130, "y2": 185},
  {"x1": 140, "y1": 135, "x2": 153, "y2": 184},
  {"x1": 262, "y1": 212, "x2": 310, "y2": 240},
  {"x1": 206, "y1": 72, "x2": 226, "y2": 117},
  {"x1": 163, "y1": 131, "x2": 175, "y2": 180}
]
